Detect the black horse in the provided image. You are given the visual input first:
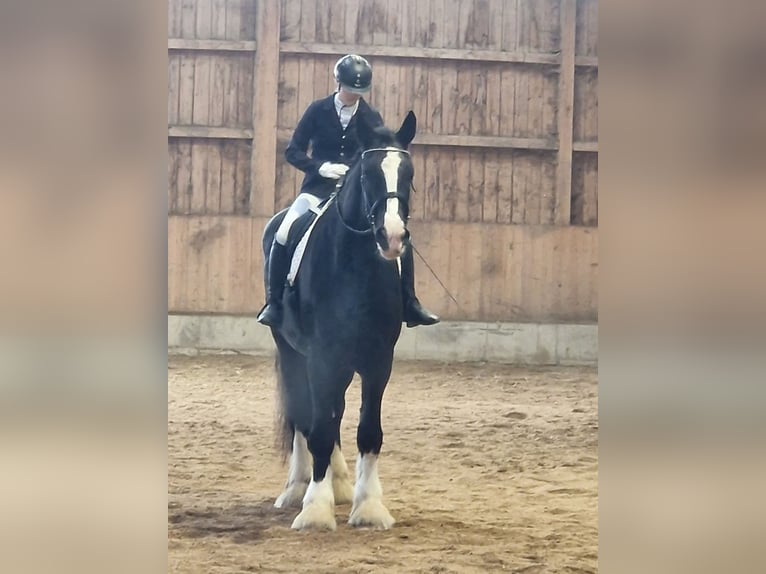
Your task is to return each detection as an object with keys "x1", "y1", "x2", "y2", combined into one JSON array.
[{"x1": 261, "y1": 112, "x2": 418, "y2": 530}]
